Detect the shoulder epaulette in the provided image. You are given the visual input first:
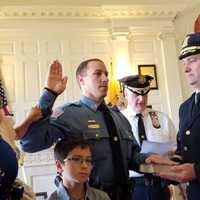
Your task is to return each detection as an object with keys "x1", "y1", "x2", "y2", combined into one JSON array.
[
  {"x1": 109, "y1": 105, "x2": 120, "y2": 112},
  {"x1": 65, "y1": 101, "x2": 82, "y2": 107}
]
